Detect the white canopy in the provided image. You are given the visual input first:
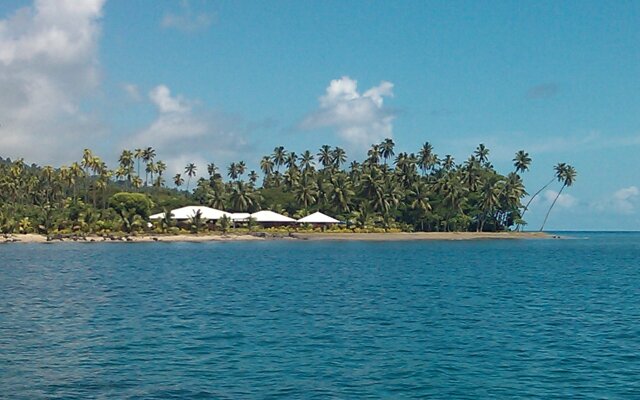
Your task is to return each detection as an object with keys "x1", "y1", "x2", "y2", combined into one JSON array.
[
  {"x1": 230, "y1": 212, "x2": 251, "y2": 221},
  {"x1": 297, "y1": 211, "x2": 340, "y2": 224},
  {"x1": 166, "y1": 206, "x2": 231, "y2": 220},
  {"x1": 149, "y1": 212, "x2": 166, "y2": 220},
  {"x1": 250, "y1": 210, "x2": 296, "y2": 223}
]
